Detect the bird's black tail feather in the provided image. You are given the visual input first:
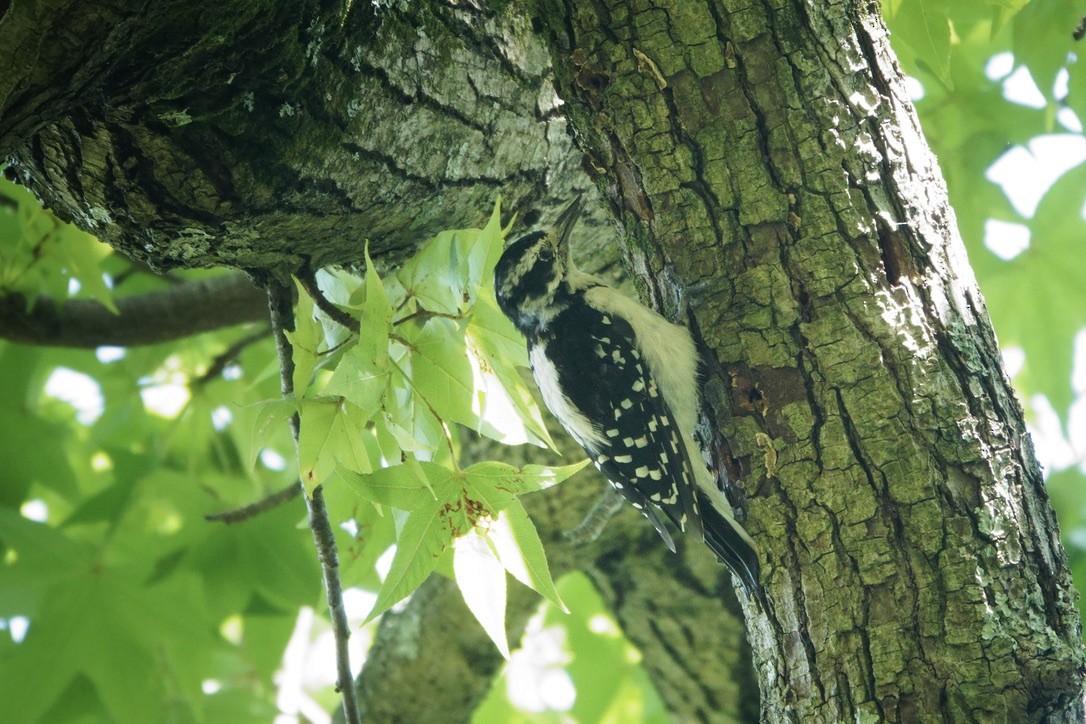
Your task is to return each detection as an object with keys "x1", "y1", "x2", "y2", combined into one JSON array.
[{"x1": 697, "y1": 492, "x2": 764, "y2": 603}]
